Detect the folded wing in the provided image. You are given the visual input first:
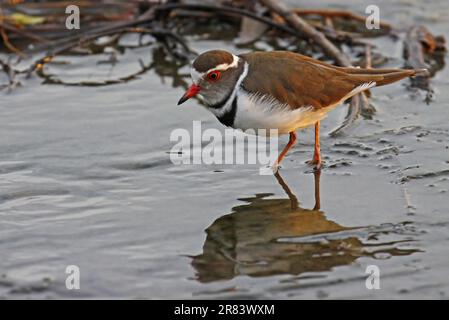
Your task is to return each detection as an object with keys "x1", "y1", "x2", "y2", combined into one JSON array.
[{"x1": 240, "y1": 51, "x2": 418, "y2": 110}]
